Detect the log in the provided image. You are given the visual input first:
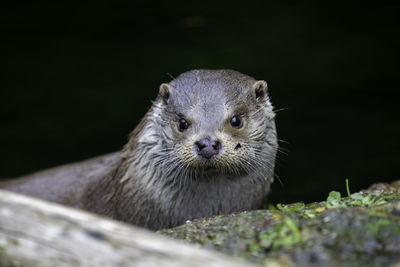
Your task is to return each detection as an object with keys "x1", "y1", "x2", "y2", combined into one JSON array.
[{"x1": 0, "y1": 189, "x2": 253, "y2": 267}]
